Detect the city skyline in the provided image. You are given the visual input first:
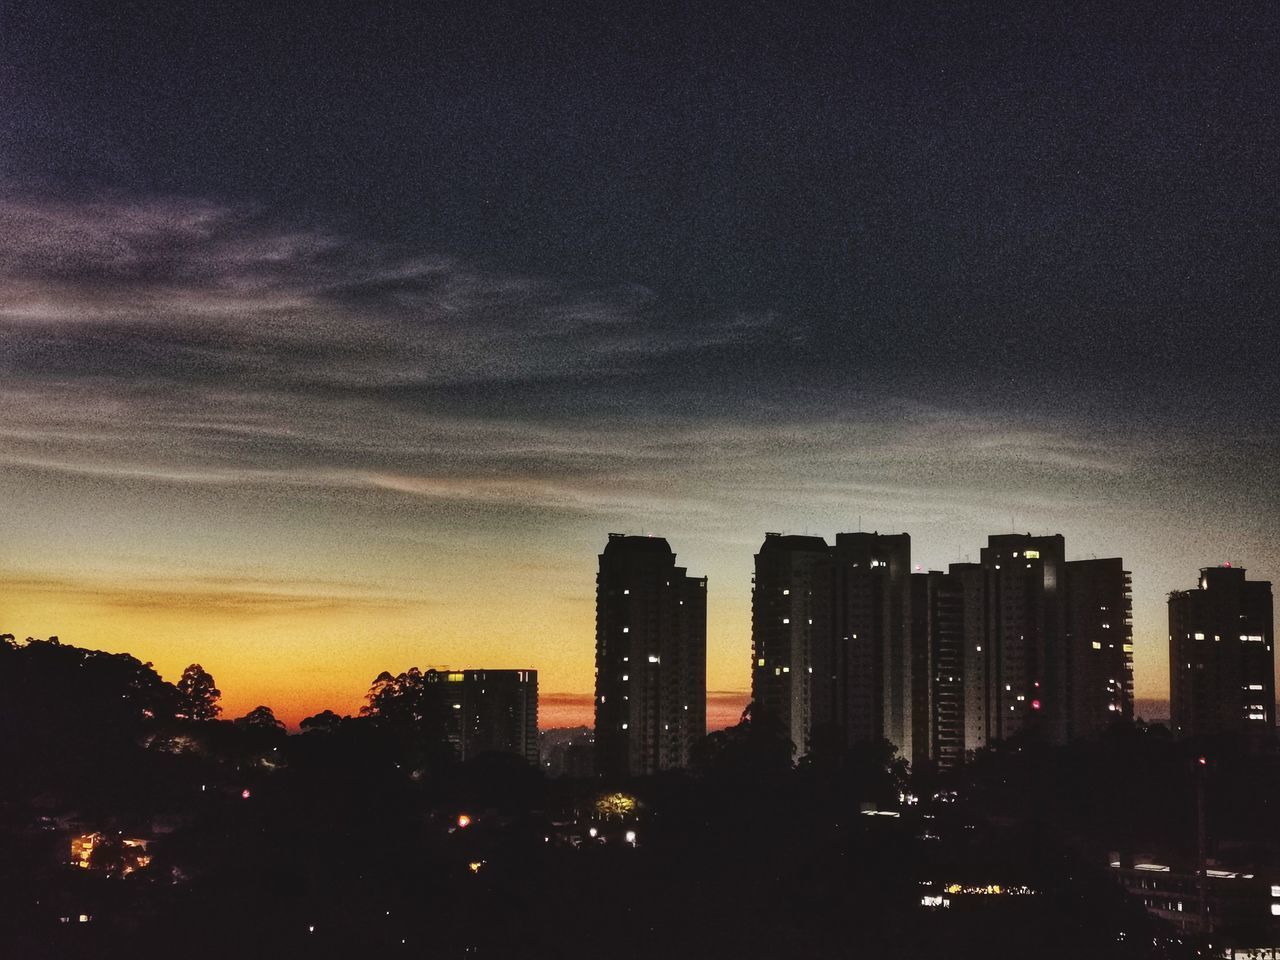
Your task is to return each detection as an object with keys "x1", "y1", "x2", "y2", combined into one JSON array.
[
  {"x1": 2, "y1": 3, "x2": 1277, "y2": 729},
  {"x1": 0, "y1": 518, "x2": 1261, "y2": 729}
]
